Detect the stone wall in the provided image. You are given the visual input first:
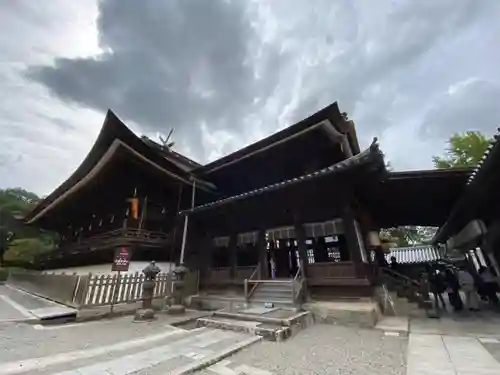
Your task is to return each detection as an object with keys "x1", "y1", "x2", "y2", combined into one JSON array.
[{"x1": 8, "y1": 270, "x2": 81, "y2": 307}]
